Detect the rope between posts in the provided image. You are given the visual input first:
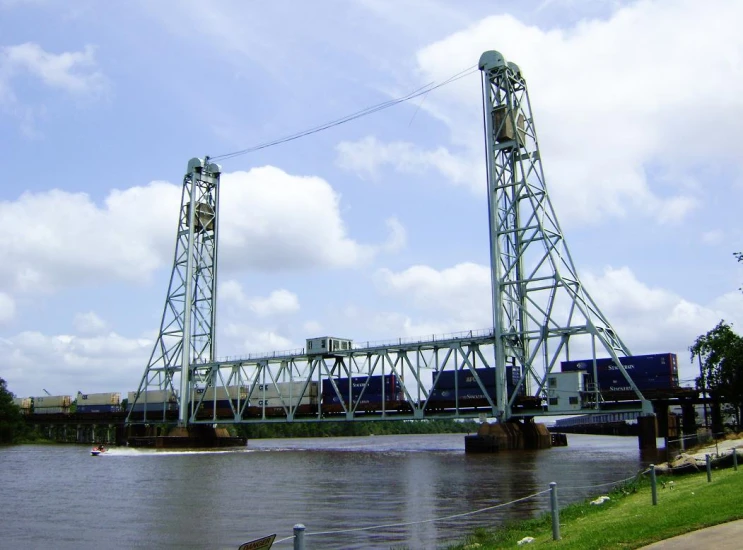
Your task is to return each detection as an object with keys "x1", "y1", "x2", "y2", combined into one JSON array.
[
  {"x1": 299, "y1": 489, "x2": 552, "y2": 538},
  {"x1": 560, "y1": 472, "x2": 643, "y2": 490}
]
